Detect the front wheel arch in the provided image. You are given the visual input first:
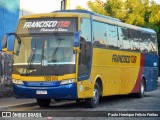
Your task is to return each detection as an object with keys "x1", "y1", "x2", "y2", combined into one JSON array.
[
  {"x1": 96, "y1": 77, "x2": 103, "y2": 96},
  {"x1": 85, "y1": 82, "x2": 100, "y2": 108}
]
